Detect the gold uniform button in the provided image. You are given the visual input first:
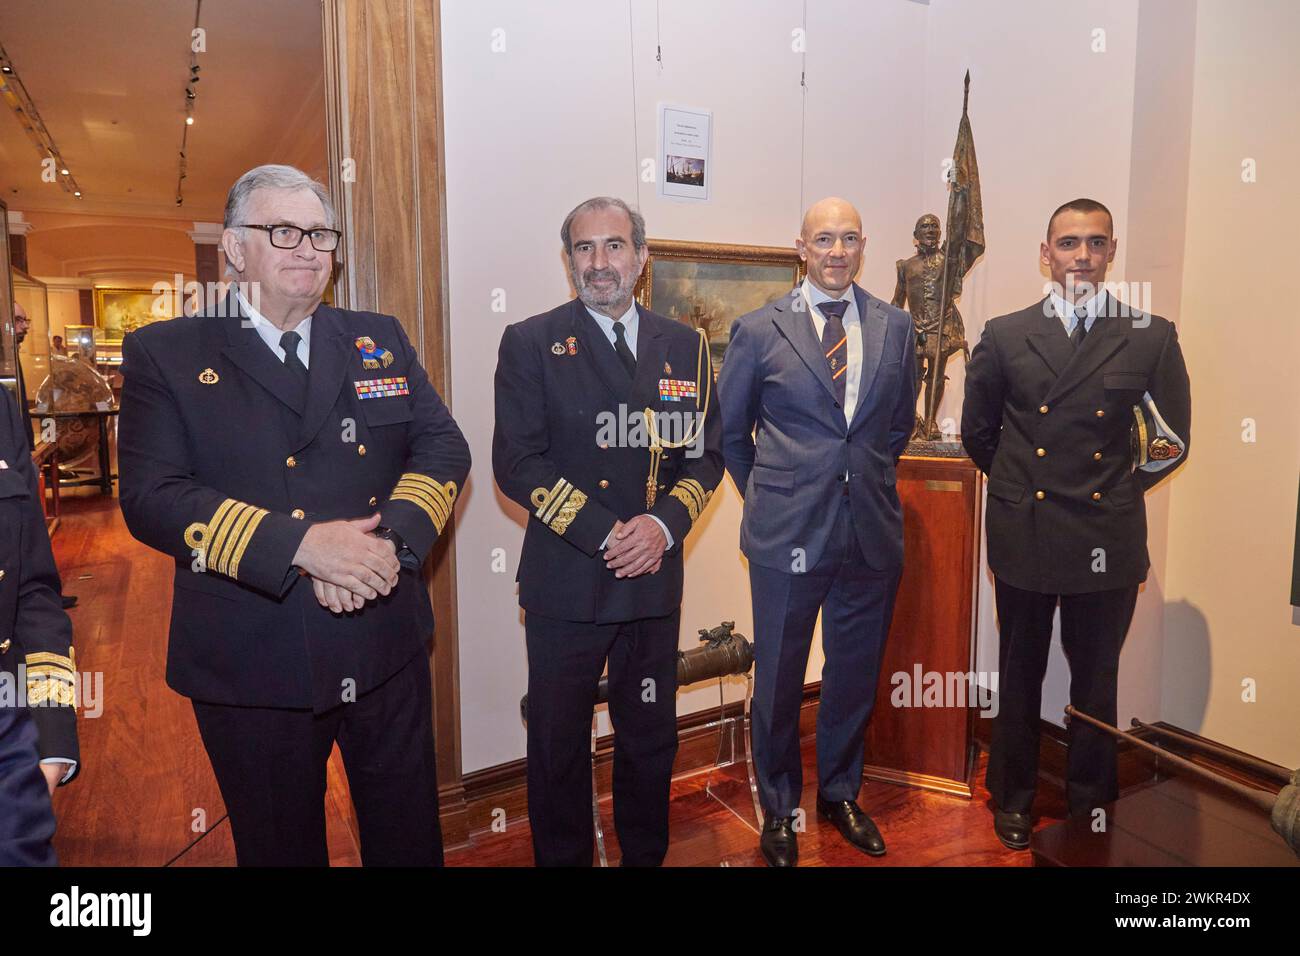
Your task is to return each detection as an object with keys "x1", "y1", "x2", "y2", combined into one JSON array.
[
  {"x1": 0, "y1": 639, "x2": 10, "y2": 654},
  {"x1": 598, "y1": 479, "x2": 609, "y2": 489},
  {"x1": 358, "y1": 444, "x2": 367, "y2": 456},
  {"x1": 1036, "y1": 448, "x2": 1046, "y2": 458},
  {"x1": 1093, "y1": 451, "x2": 1103, "y2": 461},
  {"x1": 286, "y1": 456, "x2": 297, "y2": 468},
  {"x1": 1092, "y1": 492, "x2": 1102, "y2": 501},
  {"x1": 368, "y1": 496, "x2": 378, "y2": 507},
  {"x1": 1039, "y1": 404, "x2": 1049, "y2": 414},
  {"x1": 1095, "y1": 409, "x2": 1105, "y2": 418},
  {"x1": 291, "y1": 509, "x2": 305, "y2": 519},
  {"x1": 1035, "y1": 490, "x2": 1046, "y2": 501}
]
